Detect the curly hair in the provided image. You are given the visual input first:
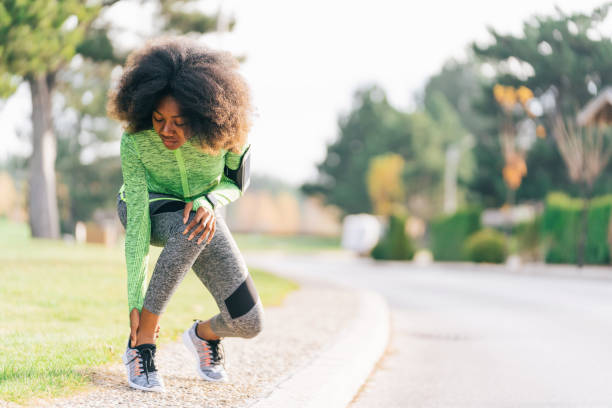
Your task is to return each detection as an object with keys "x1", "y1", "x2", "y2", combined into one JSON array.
[{"x1": 107, "y1": 36, "x2": 252, "y2": 155}]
